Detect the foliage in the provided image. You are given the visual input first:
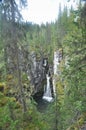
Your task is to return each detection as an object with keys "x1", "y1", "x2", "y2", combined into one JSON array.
[
  {"x1": 55, "y1": 3, "x2": 86, "y2": 130},
  {"x1": 0, "y1": 0, "x2": 86, "y2": 130}
]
